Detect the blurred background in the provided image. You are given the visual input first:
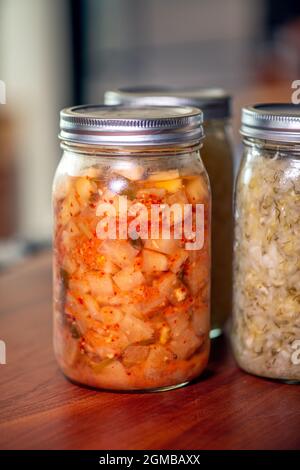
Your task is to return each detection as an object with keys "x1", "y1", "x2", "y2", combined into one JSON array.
[{"x1": 0, "y1": 0, "x2": 299, "y2": 266}]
